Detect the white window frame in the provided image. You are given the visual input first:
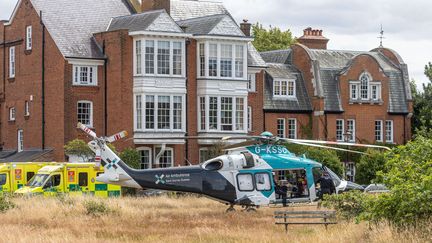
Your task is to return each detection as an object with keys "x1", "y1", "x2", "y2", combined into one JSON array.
[
  {"x1": 247, "y1": 106, "x2": 252, "y2": 132},
  {"x1": 25, "y1": 101, "x2": 30, "y2": 116},
  {"x1": 336, "y1": 119, "x2": 344, "y2": 142},
  {"x1": 135, "y1": 94, "x2": 186, "y2": 132},
  {"x1": 77, "y1": 101, "x2": 93, "y2": 127},
  {"x1": 248, "y1": 72, "x2": 256, "y2": 92},
  {"x1": 287, "y1": 118, "x2": 297, "y2": 139},
  {"x1": 9, "y1": 47, "x2": 15, "y2": 78},
  {"x1": 385, "y1": 120, "x2": 394, "y2": 143},
  {"x1": 134, "y1": 40, "x2": 142, "y2": 75},
  {"x1": 9, "y1": 107, "x2": 16, "y2": 121},
  {"x1": 346, "y1": 119, "x2": 356, "y2": 142},
  {"x1": 349, "y1": 82, "x2": 359, "y2": 100},
  {"x1": 375, "y1": 120, "x2": 383, "y2": 142},
  {"x1": 371, "y1": 83, "x2": 382, "y2": 101},
  {"x1": 273, "y1": 79, "x2": 296, "y2": 98},
  {"x1": 73, "y1": 65, "x2": 98, "y2": 86},
  {"x1": 26, "y1": 26, "x2": 32, "y2": 50},
  {"x1": 360, "y1": 72, "x2": 370, "y2": 100},
  {"x1": 137, "y1": 147, "x2": 152, "y2": 169},
  {"x1": 198, "y1": 95, "x2": 247, "y2": 133},
  {"x1": 277, "y1": 118, "x2": 286, "y2": 138},
  {"x1": 17, "y1": 129, "x2": 23, "y2": 152},
  {"x1": 154, "y1": 147, "x2": 174, "y2": 168},
  {"x1": 135, "y1": 37, "x2": 186, "y2": 78},
  {"x1": 196, "y1": 41, "x2": 247, "y2": 80}
]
